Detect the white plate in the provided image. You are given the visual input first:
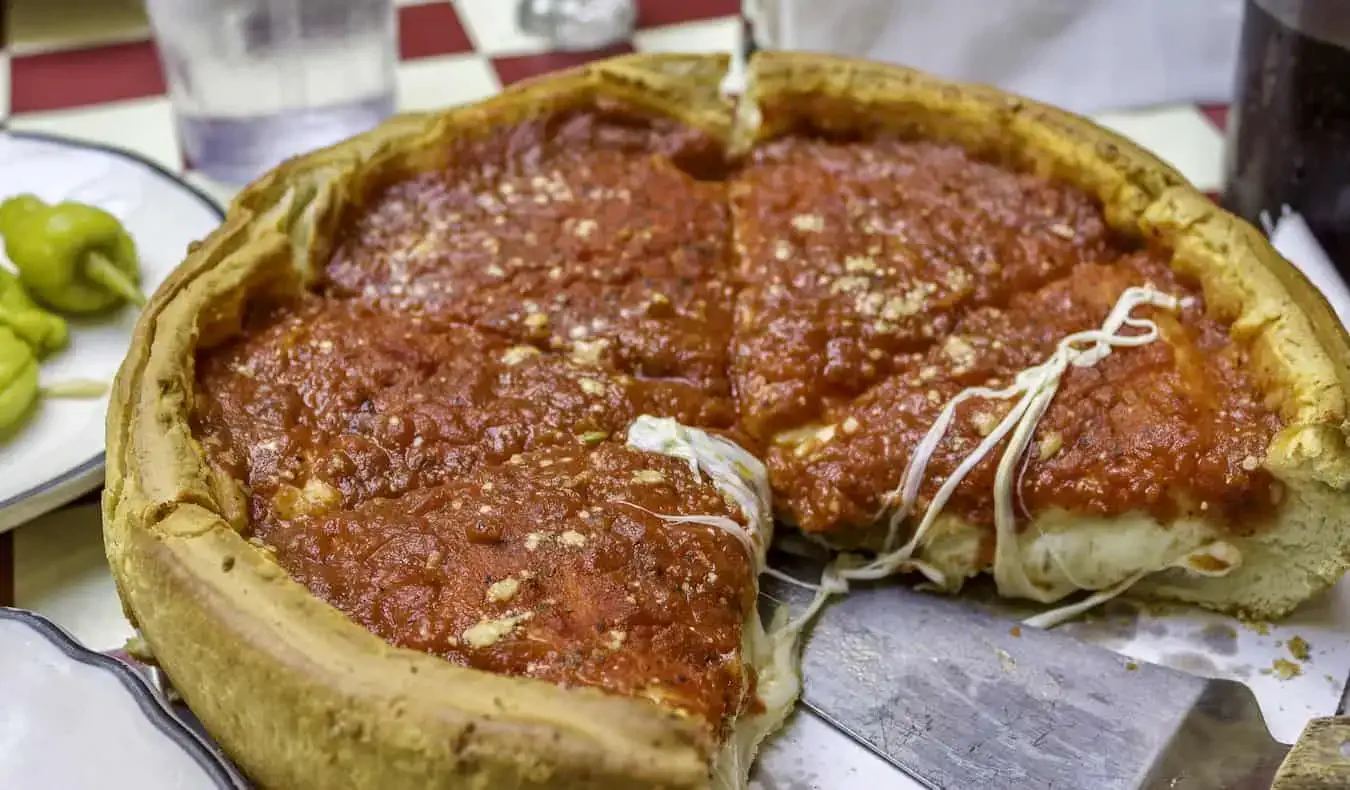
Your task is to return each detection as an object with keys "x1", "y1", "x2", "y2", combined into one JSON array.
[
  {"x1": 0, "y1": 607, "x2": 246, "y2": 789},
  {"x1": 0, "y1": 132, "x2": 224, "y2": 533}
]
